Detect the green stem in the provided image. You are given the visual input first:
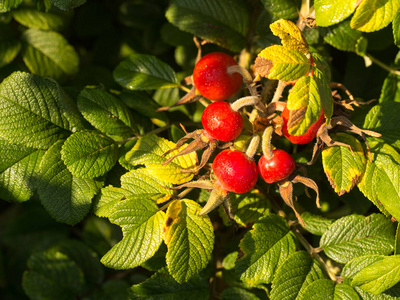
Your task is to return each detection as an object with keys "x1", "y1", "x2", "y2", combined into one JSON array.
[
  {"x1": 366, "y1": 54, "x2": 400, "y2": 76},
  {"x1": 178, "y1": 84, "x2": 192, "y2": 93}
]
